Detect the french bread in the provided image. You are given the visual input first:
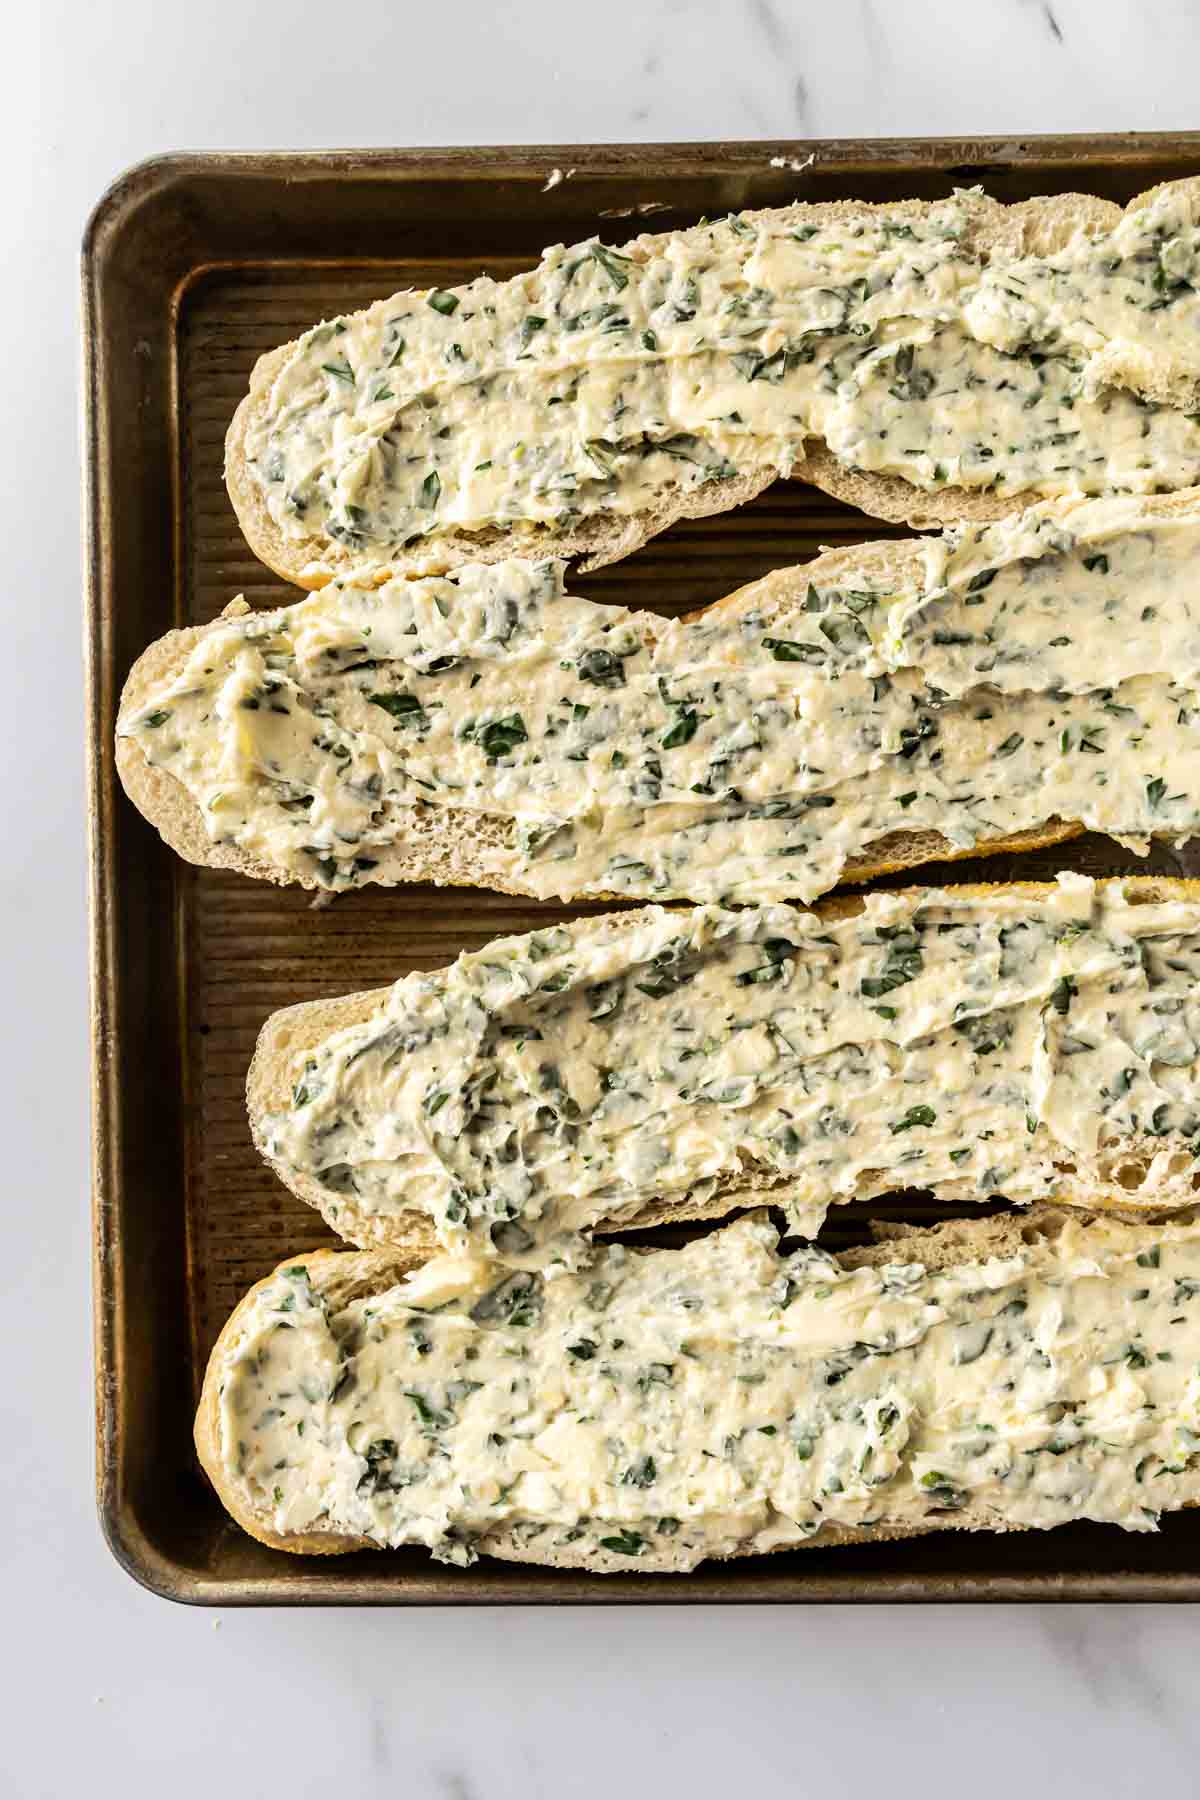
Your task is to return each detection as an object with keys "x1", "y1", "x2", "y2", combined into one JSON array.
[
  {"x1": 117, "y1": 487, "x2": 1200, "y2": 906},
  {"x1": 196, "y1": 1206, "x2": 1200, "y2": 1570},
  {"x1": 247, "y1": 875, "x2": 1200, "y2": 1259},
  {"x1": 225, "y1": 176, "x2": 1200, "y2": 586}
]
